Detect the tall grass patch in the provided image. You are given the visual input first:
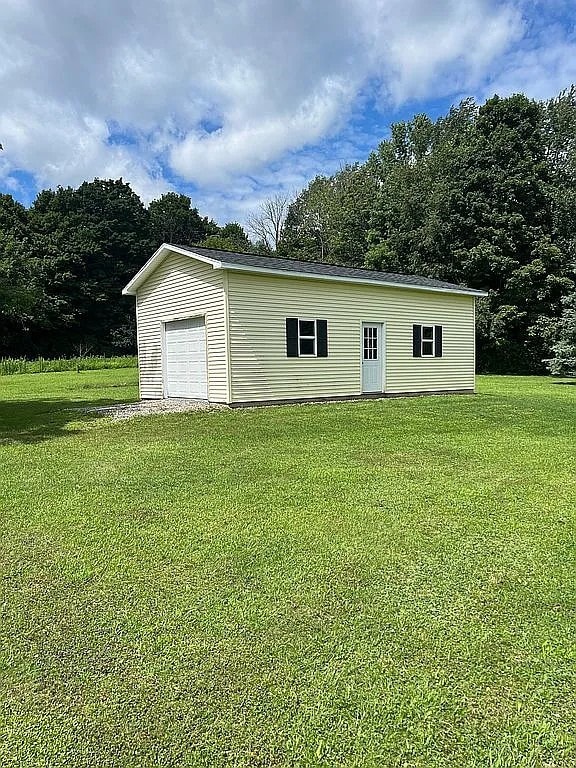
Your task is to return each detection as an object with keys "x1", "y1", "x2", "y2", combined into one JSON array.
[{"x1": 0, "y1": 355, "x2": 137, "y2": 376}]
